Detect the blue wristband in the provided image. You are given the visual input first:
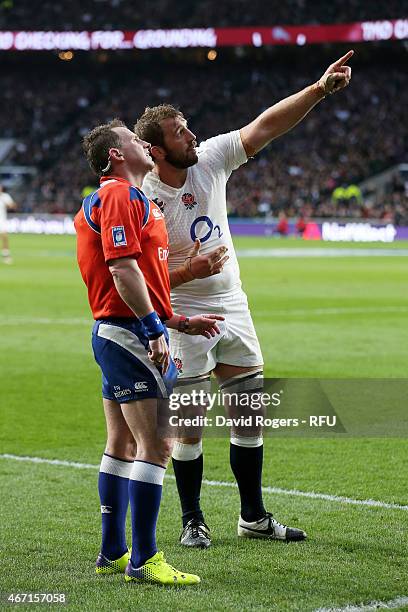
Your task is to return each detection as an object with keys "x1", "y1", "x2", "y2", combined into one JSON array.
[{"x1": 141, "y1": 311, "x2": 165, "y2": 340}]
